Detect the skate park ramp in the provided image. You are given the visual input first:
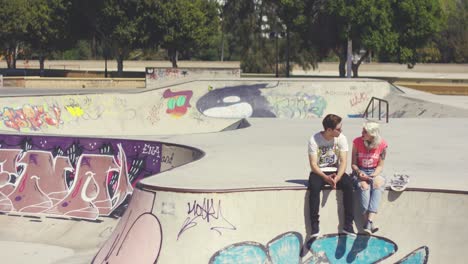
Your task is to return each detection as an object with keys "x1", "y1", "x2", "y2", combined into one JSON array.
[{"x1": 1, "y1": 74, "x2": 468, "y2": 263}]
